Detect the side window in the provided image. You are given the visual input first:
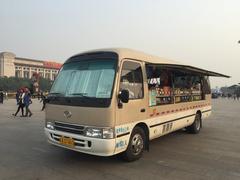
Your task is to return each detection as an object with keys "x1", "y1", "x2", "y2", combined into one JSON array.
[
  {"x1": 174, "y1": 74, "x2": 203, "y2": 102},
  {"x1": 146, "y1": 65, "x2": 173, "y2": 106},
  {"x1": 174, "y1": 75, "x2": 192, "y2": 103},
  {"x1": 120, "y1": 61, "x2": 143, "y2": 99},
  {"x1": 202, "y1": 76, "x2": 211, "y2": 95}
]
